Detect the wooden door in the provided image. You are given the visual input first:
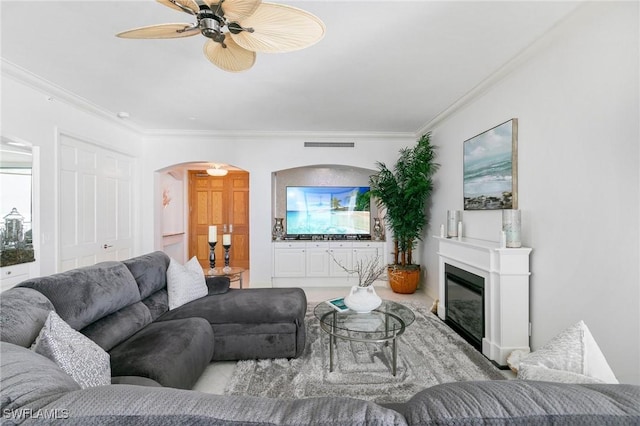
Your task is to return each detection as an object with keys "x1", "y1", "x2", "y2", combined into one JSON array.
[
  {"x1": 226, "y1": 172, "x2": 249, "y2": 268},
  {"x1": 189, "y1": 170, "x2": 249, "y2": 269},
  {"x1": 59, "y1": 134, "x2": 134, "y2": 271}
]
